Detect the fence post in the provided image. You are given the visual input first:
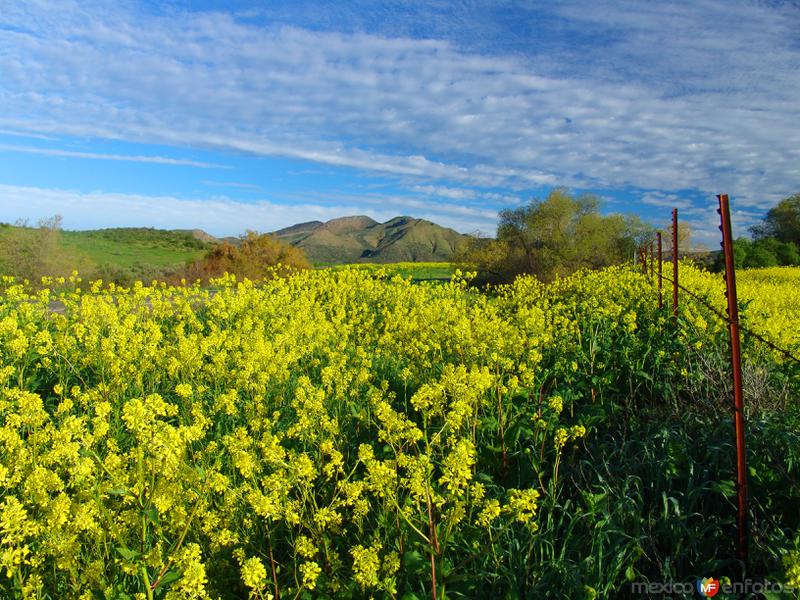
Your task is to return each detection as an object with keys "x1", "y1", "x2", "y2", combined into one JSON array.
[
  {"x1": 649, "y1": 241, "x2": 654, "y2": 279},
  {"x1": 657, "y1": 232, "x2": 663, "y2": 309},
  {"x1": 717, "y1": 193, "x2": 749, "y2": 572},
  {"x1": 672, "y1": 208, "x2": 678, "y2": 320}
]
